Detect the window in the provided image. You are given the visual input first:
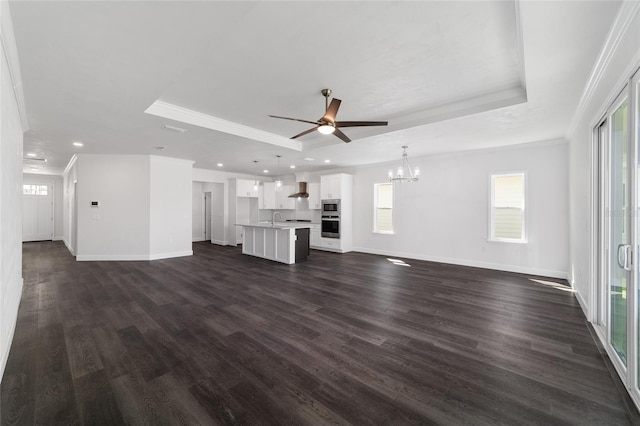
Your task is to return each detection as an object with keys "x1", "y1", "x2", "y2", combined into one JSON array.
[
  {"x1": 490, "y1": 173, "x2": 525, "y2": 242},
  {"x1": 374, "y1": 183, "x2": 393, "y2": 233},
  {"x1": 23, "y1": 184, "x2": 48, "y2": 195}
]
